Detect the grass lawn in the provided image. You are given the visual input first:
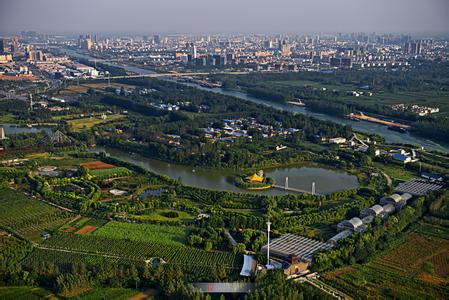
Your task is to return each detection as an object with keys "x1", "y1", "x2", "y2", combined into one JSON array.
[
  {"x1": 67, "y1": 114, "x2": 124, "y2": 131},
  {"x1": 129, "y1": 208, "x2": 196, "y2": 223},
  {"x1": 70, "y1": 288, "x2": 140, "y2": 300},
  {"x1": 0, "y1": 286, "x2": 56, "y2": 300},
  {"x1": 92, "y1": 221, "x2": 188, "y2": 246},
  {"x1": 223, "y1": 208, "x2": 264, "y2": 216},
  {"x1": 373, "y1": 162, "x2": 417, "y2": 181},
  {"x1": 0, "y1": 114, "x2": 16, "y2": 123}
]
